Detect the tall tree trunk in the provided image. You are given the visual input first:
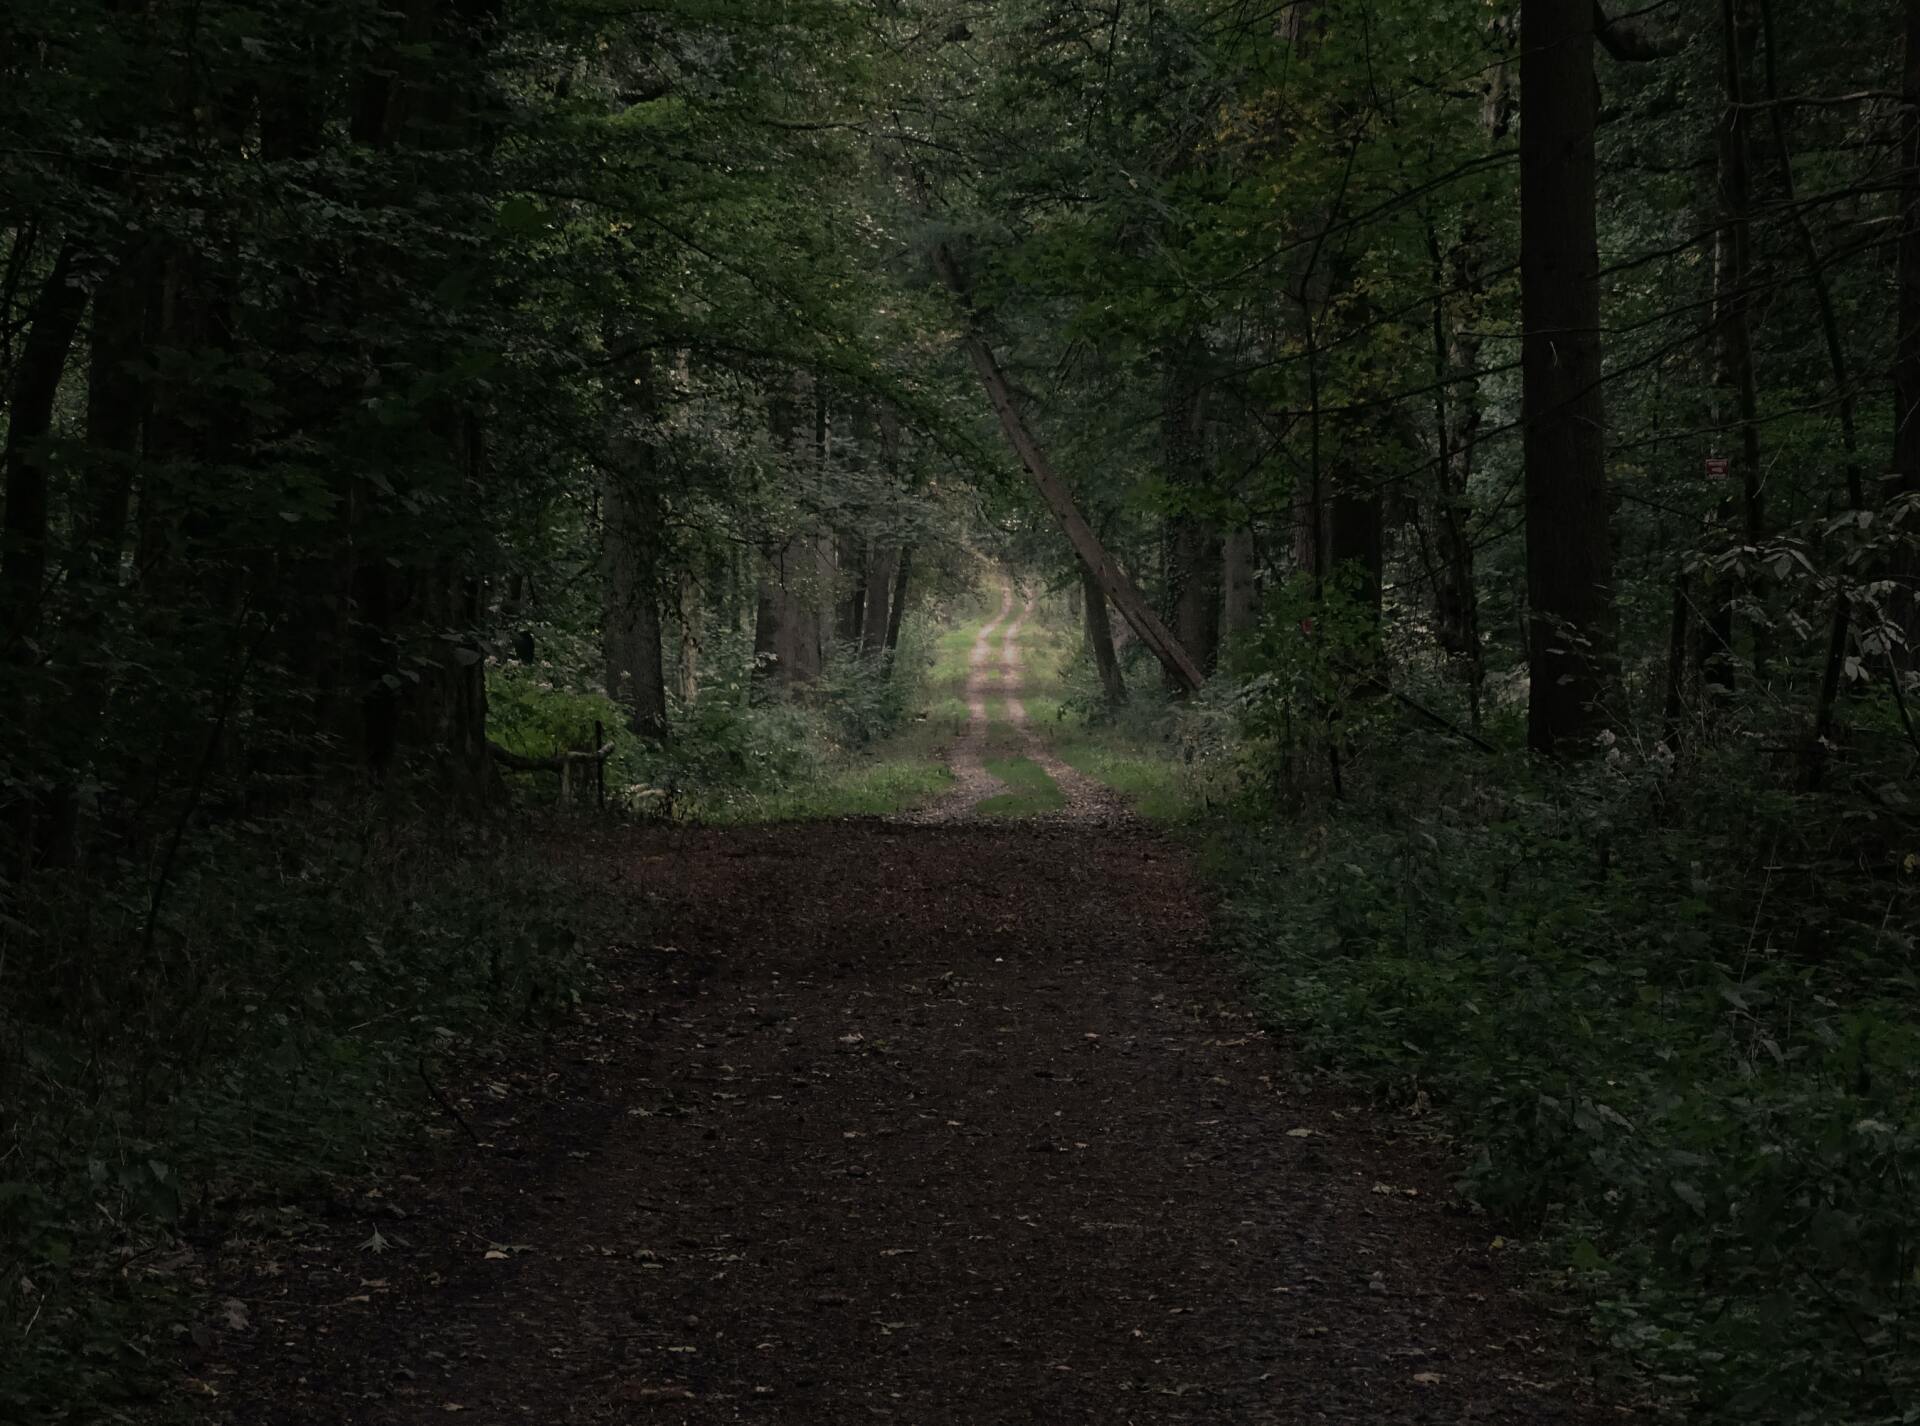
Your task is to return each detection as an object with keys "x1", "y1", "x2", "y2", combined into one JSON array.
[
  {"x1": 603, "y1": 359, "x2": 668, "y2": 740},
  {"x1": 1896, "y1": 0, "x2": 1920, "y2": 635},
  {"x1": 1757, "y1": 0, "x2": 1865, "y2": 776},
  {"x1": 1425, "y1": 221, "x2": 1487, "y2": 722},
  {"x1": 885, "y1": 546, "x2": 913, "y2": 654},
  {"x1": 36, "y1": 254, "x2": 150, "y2": 866},
  {"x1": 74, "y1": 255, "x2": 145, "y2": 592},
  {"x1": 839, "y1": 534, "x2": 867, "y2": 646},
  {"x1": 1521, "y1": 0, "x2": 1618, "y2": 753},
  {"x1": 1162, "y1": 342, "x2": 1222, "y2": 686},
  {"x1": 3, "y1": 241, "x2": 89, "y2": 651},
  {"x1": 1714, "y1": 0, "x2": 1768, "y2": 683},
  {"x1": 753, "y1": 571, "x2": 782, "y2": 687},
  {"x1": 1082, "y1": 562, "x2": 1129, "y2": 707},
  {"x1": 861, "y1": 545, "x2": 897, "y2": 656},
  {"x1": 678, "y1": 567, "x2": 700, "y2": 704}
]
